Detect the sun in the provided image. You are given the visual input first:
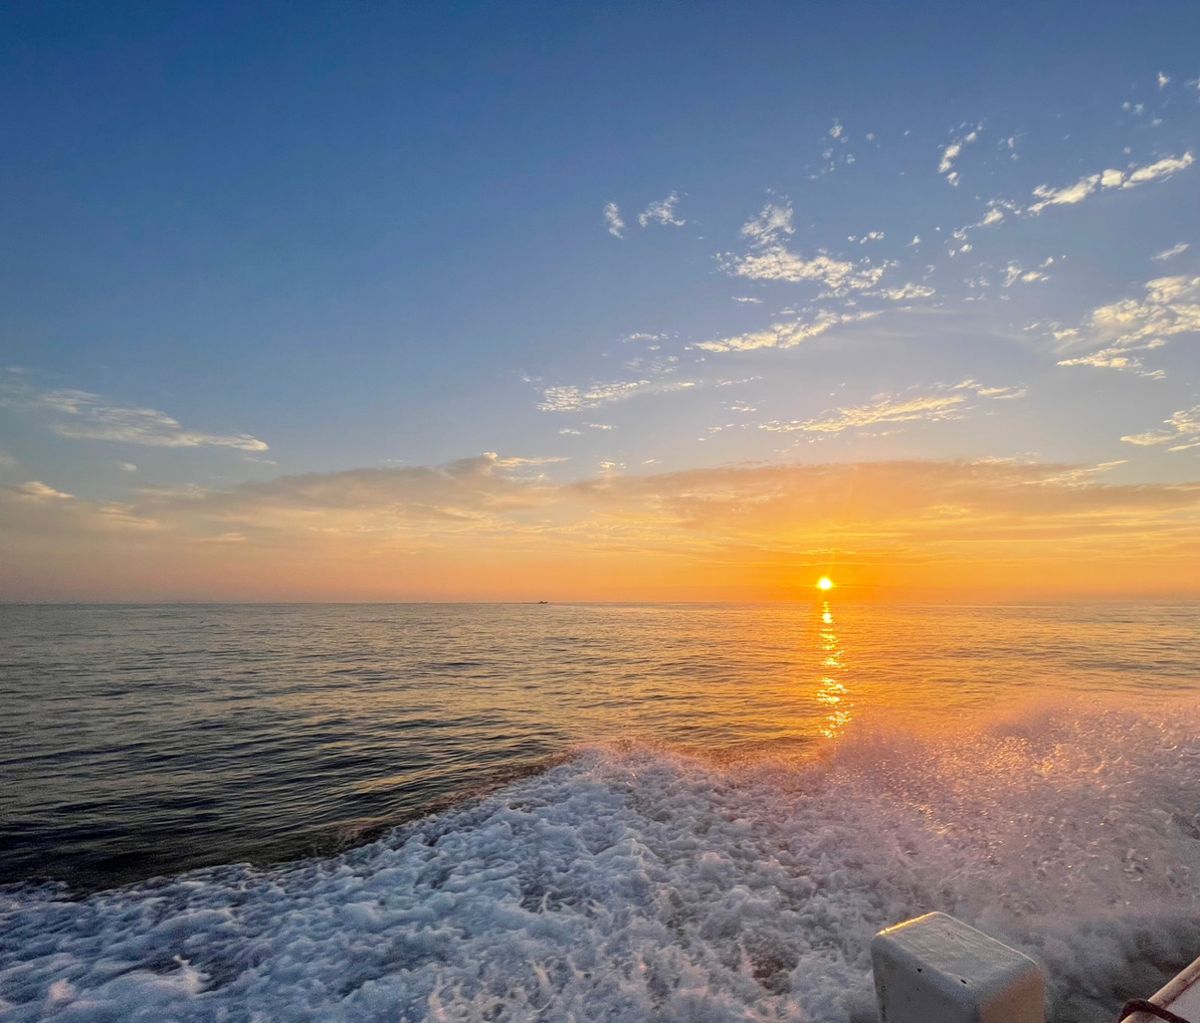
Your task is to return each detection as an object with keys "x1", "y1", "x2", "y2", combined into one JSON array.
[{"x1": 816, "y1": 576, "x2": 834, "y2": 591}]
